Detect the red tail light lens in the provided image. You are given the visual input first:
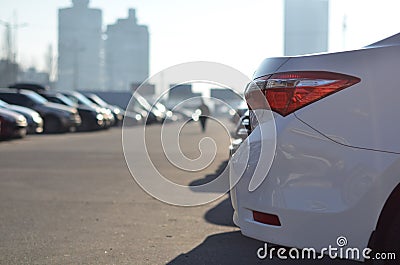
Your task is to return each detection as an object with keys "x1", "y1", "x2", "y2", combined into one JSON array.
[{"x1": 245, "y1": 71, "x2": 361, "y2": 116}]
